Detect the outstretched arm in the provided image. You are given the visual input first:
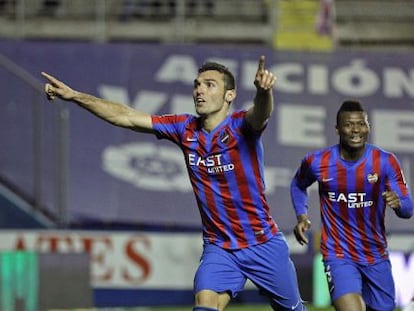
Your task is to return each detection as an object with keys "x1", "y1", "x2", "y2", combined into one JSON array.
[
  {"x1": 245, "y1": 55, "x2": 276, "y2": 131},
  {"x1": 41, "y1": 72, "x2": 154, "y2": 133}
]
